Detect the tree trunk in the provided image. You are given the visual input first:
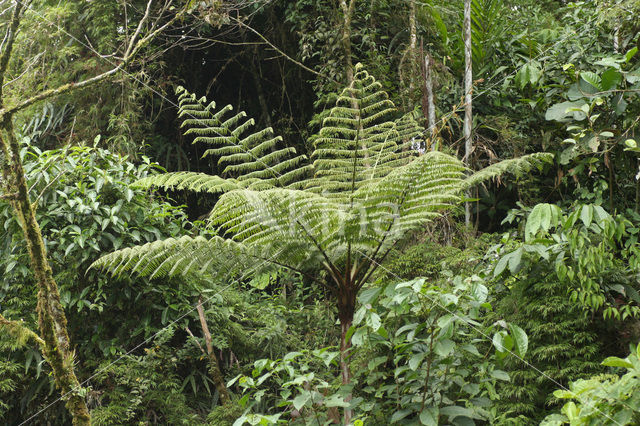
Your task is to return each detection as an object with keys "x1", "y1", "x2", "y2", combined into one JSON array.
[
  {"x1": 338, "y1": 0, "x2": 357, "y2": 85},
  {"x1": 1, "y1": 120, "x2": 90, "y2": 425},
  {"x1": 408, "y1": 1, "x2": 417, "y2": 96},
  {"x1": 424, "y1": 53, "x2": 436, "y2": 145},
  {"x1": 196, "y1": 297, "x2": 232, "y2": 406},
  {"x1": 463, "y1": 0, "x2": 473, "y2": 226}
]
